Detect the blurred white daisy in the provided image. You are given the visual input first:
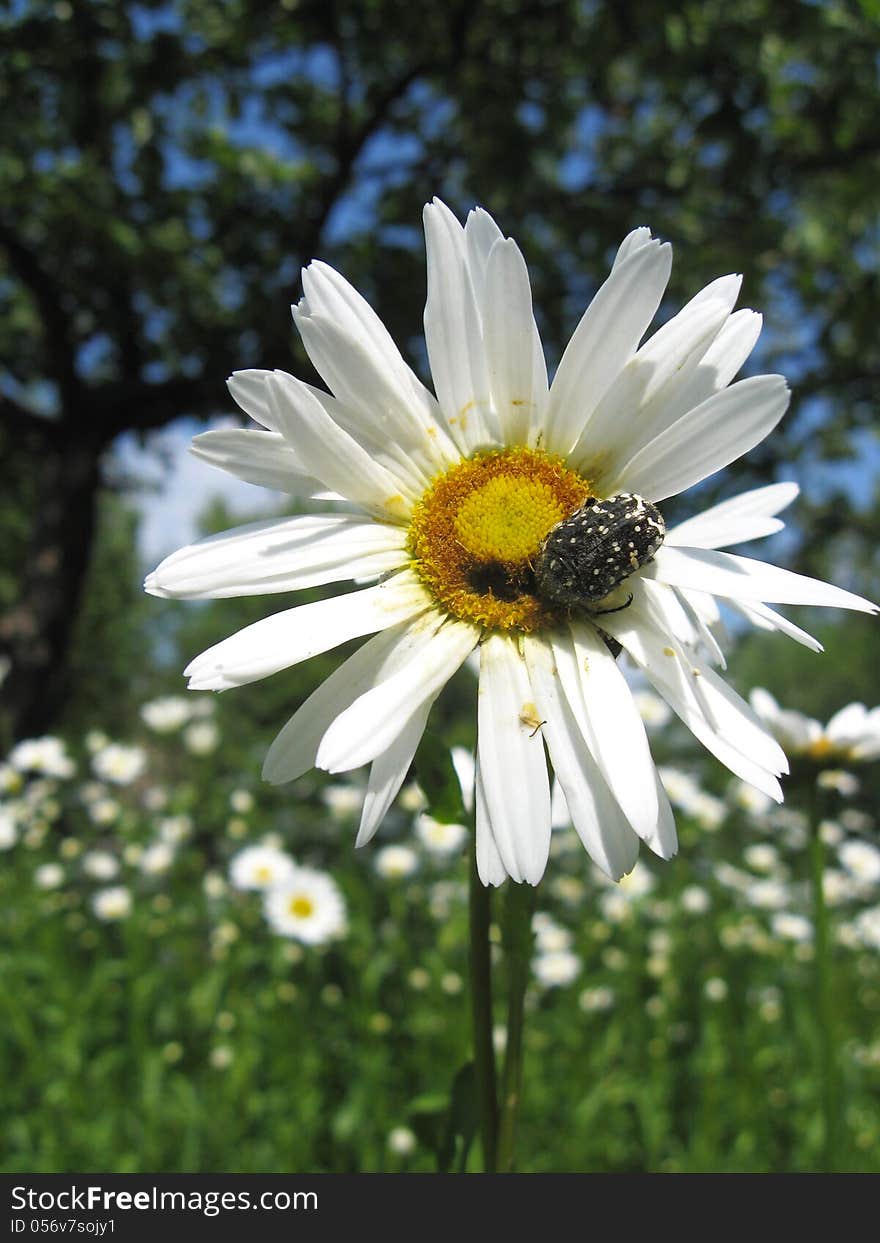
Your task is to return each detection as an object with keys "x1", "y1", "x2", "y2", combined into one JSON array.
[
  {"x1": 374, "y1": 843, "x2": 419, "y2": 879},
  {"x1": 816, "y1": 769, "x2": 859, "y2": 796},
  {"x1": 321, "y1": 783, "x2": 364, "y2": 820},
  {"x1": 92, "y1": 885, "x2": 133, "y2": 921},
  {"x1": 532, "y1": 912, "x2": 572, "y2": 953},
  {"x1": 533, "y1": 949, "x2": 581, "y2": 988},
  {"x1": 139, "y1": 841, "x2": 176, "y2": 875},
  {"x1": 771, "y1": 911, "x2": 813, "y2": 942},
  {"x1": 34, "y1": 862, "x2": 64, "y2": 889},
  {"x1": 183, "y1": 720, "x2": 220, "y2": 755},
  {"x1": 140, "y1": 695, "x2": 193, "y2": 733},
  {"x1": 750, "y1": 691, "x2": 880, "y2": 764},
  {"x1": 147, "y1": 200, "x2": 877, "y2": 886},
  {"x1": 10, "y1": 737, "x2": 75, "y2": 779},
  {"x1": 838, "y1": 839, "x2": 880, "y2": 886},
  {"x1": 82, "y1": 850, "x2": 119, "y2": 880},
  {"x1": 263, "y1": 867, "x2": 347, "y2": 943},
  {"x1": 92, "y1": 743, "x2": 146, "y2": 785},
  {"x1": 579, "y1": 985, "x2": 616, "y2": 1012},
  {"x1": 0, "y1": 808, "x2": 17, "y2": 850},
  {"x1": 229, "y1": 843, "x2": 296, "y2": 892},
  {"x1": 414, "y1": 813, "x2": 468, "y2": 856},
  {"x1": 159, "y1": 814, "x2": 193, "y2": 844},
  {"x1": 680, "y1": 884, "x2": 711, "y2": 914},
  {"x1": 704, "y1": 977, "x2": 728, "y2": 1002},
  {"x1": 387, "y1": 1126, "x2": 417, "y2": 1156}
]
